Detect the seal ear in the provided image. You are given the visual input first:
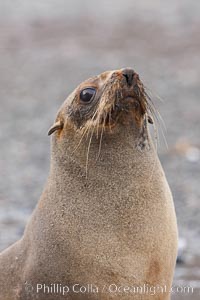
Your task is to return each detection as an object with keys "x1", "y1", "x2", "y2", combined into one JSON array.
[
  {"x1": 48, "y1": 120, "x2": 64, "y2": 136},
  {"x1": 148, "y1": 115, "x2": 154, "y2": 124}
]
